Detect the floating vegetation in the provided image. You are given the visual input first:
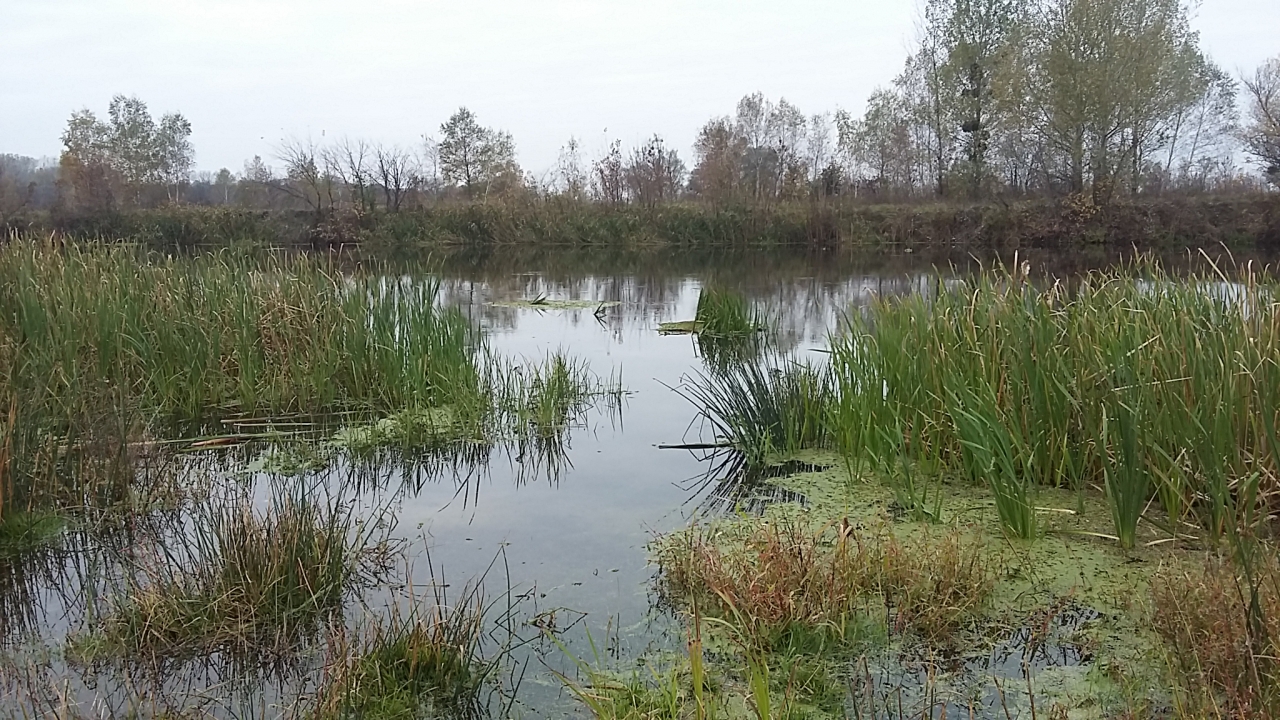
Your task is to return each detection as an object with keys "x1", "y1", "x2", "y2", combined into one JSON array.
[
  {"x1": 657, "y1": 320, "x2": 703, "y2": 335},
  {"x1": 489, "y1": 297, "x2": 620, "y2": 311},
  {"x1": 635, "y1": 450, "x2": 1180, "y2": 718}
]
